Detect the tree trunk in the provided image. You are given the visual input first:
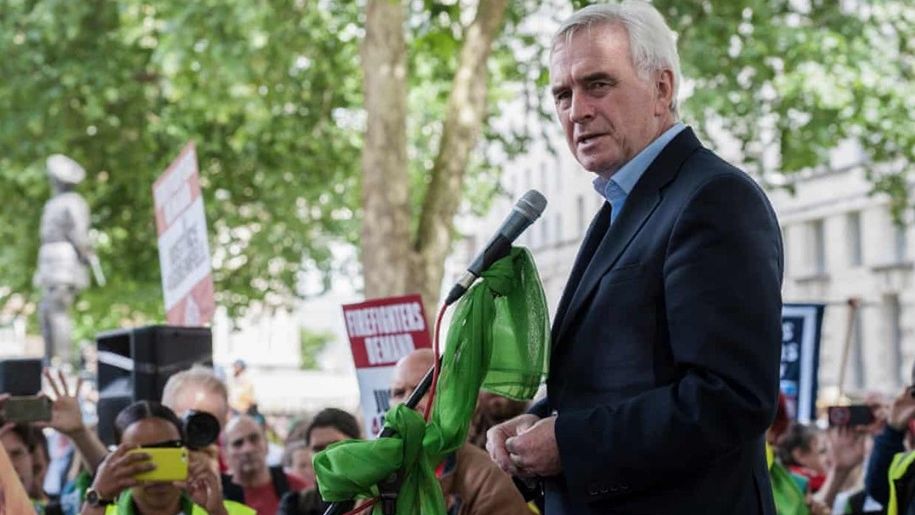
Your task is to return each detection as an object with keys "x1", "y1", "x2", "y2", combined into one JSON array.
[
  {"x1": 409, "y1": 0, "x2": 510, "y2": 314},
  {"x1": 360, "y1": 0, "x2": 411, "y2": 299},
  {"x1": 360, "y1": 0, "x2": 510, "y2": 321}
]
